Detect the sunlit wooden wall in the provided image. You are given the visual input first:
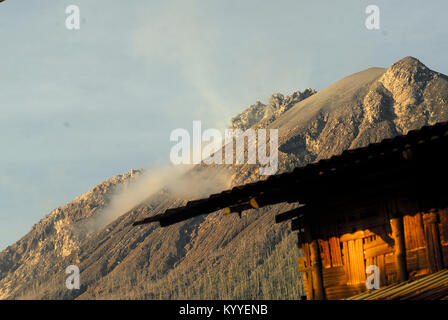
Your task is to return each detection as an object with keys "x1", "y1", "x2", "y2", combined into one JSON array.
[{"x1": 298, "y1": 206, "x2": 448, "y2": 300}]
